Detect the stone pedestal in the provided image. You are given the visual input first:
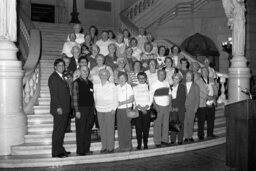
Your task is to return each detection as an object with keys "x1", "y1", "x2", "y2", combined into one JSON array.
[
  {"x1": 228, "y1": 56, "x2": 251, "y2": 104},
  {"x1": 0, "y1": 40, "x2": 26, "y2": 155}
]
